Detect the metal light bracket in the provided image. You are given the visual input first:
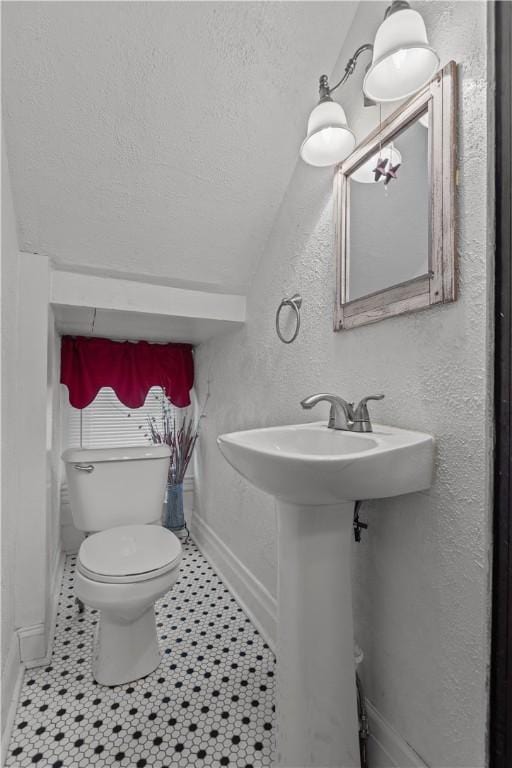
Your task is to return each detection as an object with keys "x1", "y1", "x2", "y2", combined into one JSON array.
[{"x1": 317, "y1": 43, "x2": 375, "y2": 108}]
